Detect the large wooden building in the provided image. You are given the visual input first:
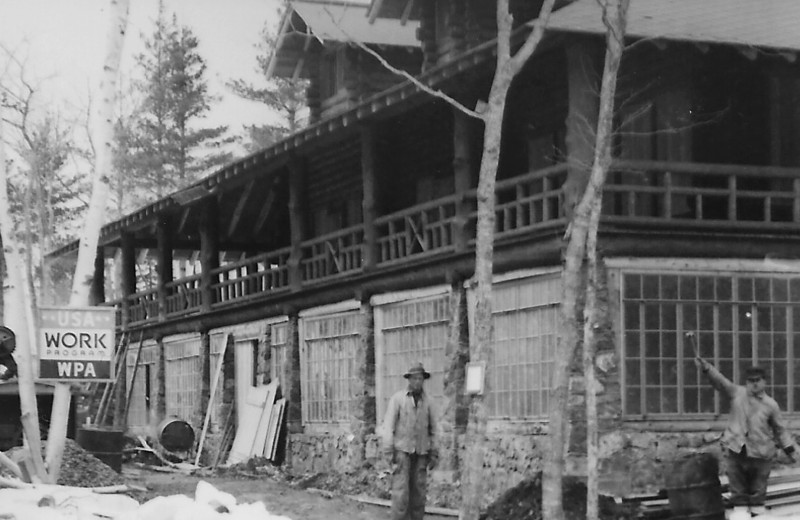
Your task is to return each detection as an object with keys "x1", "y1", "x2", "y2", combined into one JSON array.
[{"x1": 48, "y1": 0, "x2": 800, "y2": 502}]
